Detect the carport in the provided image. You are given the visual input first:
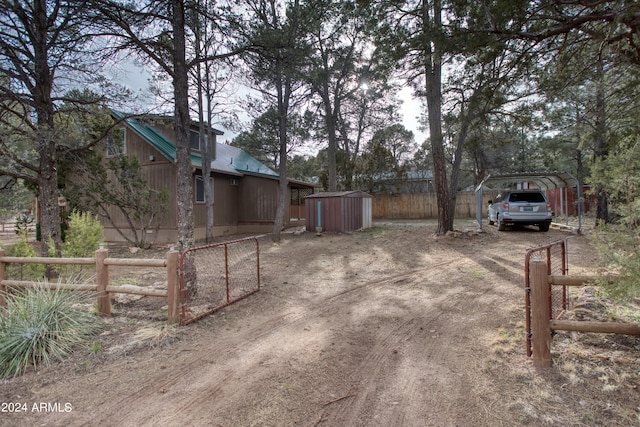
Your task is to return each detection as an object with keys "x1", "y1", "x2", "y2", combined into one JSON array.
[{"x1": 474, "y1": 171, "x2": 582, "y2": 232}]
